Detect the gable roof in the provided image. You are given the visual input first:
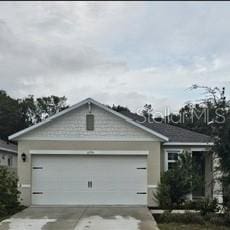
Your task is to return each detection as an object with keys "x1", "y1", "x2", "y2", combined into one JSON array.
[
  {"x1": 9, "y1": 98, "x2": 212, "y2": 145},
  {"x1": 119, "y1": 110, "x2": 212, "y2": 144},
  {"x1": 9, "y1": 98, "x2": 169, "y2": 141},
  {"x1": 0, "y1": 139, "x2": 17, "y2": 153}
]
